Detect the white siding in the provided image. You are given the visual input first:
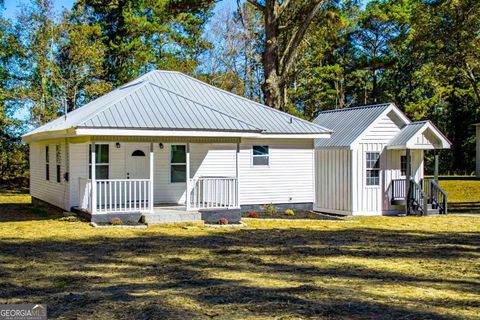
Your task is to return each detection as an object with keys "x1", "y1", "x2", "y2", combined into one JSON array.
[
  {"x1": 352, "y1": 143, "x2": 385, "y2": 215},
  {"x1": 314, "y1": 149, "x2": 352, "y2": 214},
  {"x1": 361, "y1": 113, "x2": 402, "y2": 144},
  {"x1": 67, "y1": 139, "x2": 314, "y2": 208},
  {"x1": 239, "y1": 138, "x2": 315, "y2": 205},
  {"x1": 30, "y1": 141, "x2": 70, "y2": 210}
]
